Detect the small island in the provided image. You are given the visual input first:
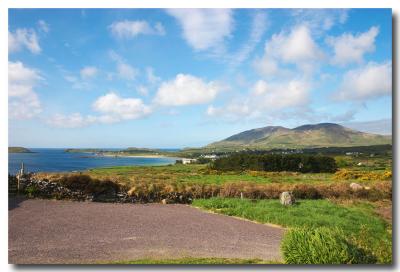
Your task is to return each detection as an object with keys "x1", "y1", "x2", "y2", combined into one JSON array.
[{"x1": 9, "y1": 147, "x2": 33, "y2": 153}]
